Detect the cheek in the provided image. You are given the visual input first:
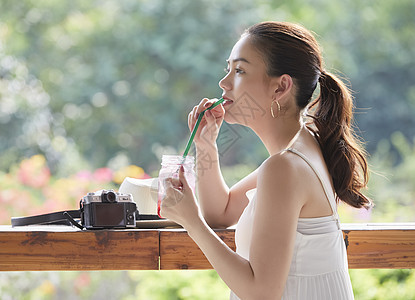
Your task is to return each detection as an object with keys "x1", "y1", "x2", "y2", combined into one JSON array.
[
  {"x1": 234, "y1": 77, "x2": 252, "y2": 93},
  {"x1": 234, "y1": 79, "x2": 267, "y2": 100}
]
